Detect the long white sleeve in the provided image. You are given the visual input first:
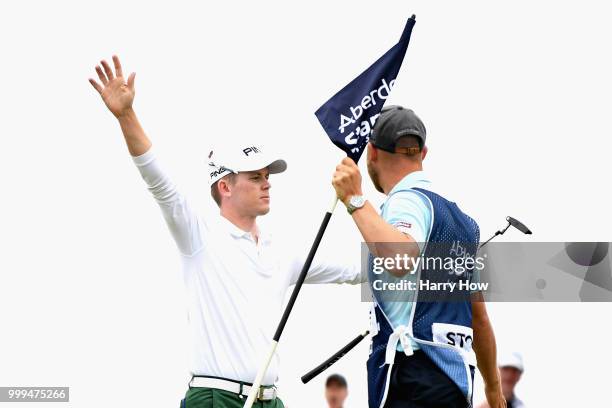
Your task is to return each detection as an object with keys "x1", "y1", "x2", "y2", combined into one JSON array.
[
  {"x1": 287, "y1": 253, "x2": 365, "y2": 285},
  {"x1": 132, "y1": 148, "x2": 204, "y2": 256}
]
